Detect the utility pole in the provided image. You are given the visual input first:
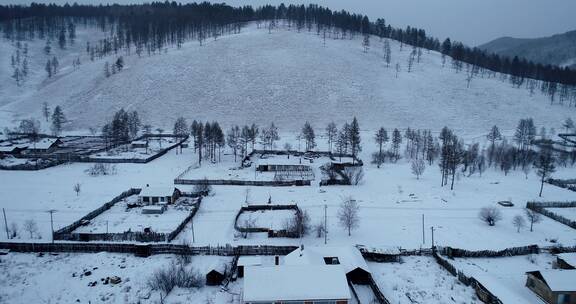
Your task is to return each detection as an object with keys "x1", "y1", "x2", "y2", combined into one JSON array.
[
  {"x1": 3, "y1": 208, "x2": 9, "y2": 239},
  {"x1": 422, "y1": 214, "x2": 425, "y2": 244},
  {"x1": 324, "y1": 204, "x2": 327, "y2": 245},
  {"x1": 430, "y1": 226, "x2": 435, "y2": 249},
  {"x1": 191, "y1": 218, "x2": 195, "y2": 243},
  {"x1": 48, "y1": 209, "x2": 56, "y2": 243}
]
